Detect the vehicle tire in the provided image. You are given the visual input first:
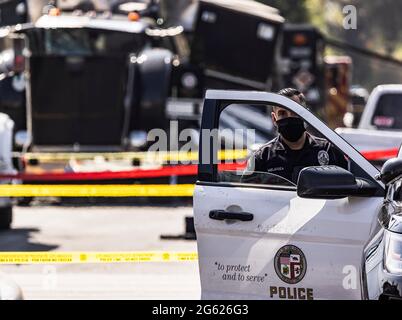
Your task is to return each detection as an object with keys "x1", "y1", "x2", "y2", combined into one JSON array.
[
  {"x1": 0, "y1": 206, "x2": 12, "y2": 230},
  {"x1": 17, "y1": 197, "x2": 33, "y2": 207}
]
